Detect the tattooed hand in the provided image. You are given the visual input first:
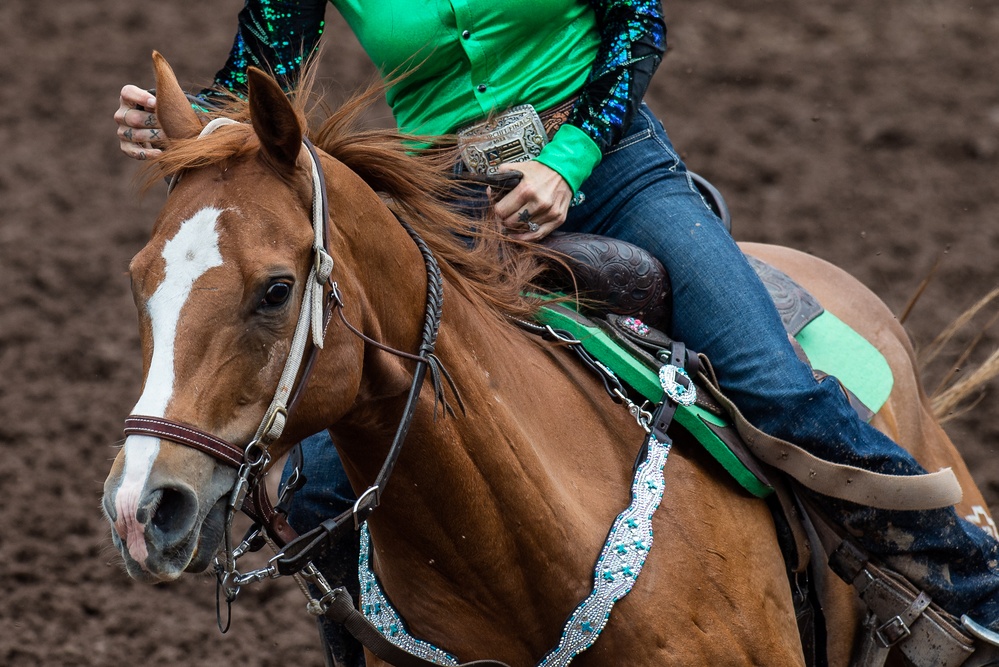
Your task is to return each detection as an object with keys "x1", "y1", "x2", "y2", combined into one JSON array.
[
  {"x1": 491, "y1": 160, "x2": 573, "y2": 241},
  {"x1": 115, "y1": 85, "x2": 165, "y2": 161}
]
